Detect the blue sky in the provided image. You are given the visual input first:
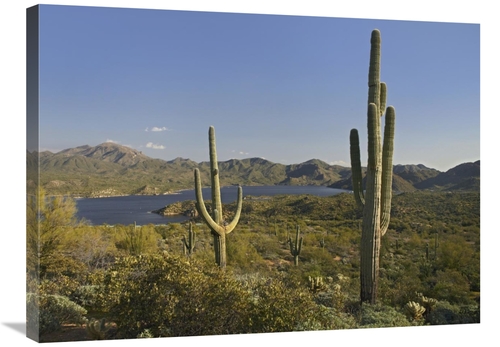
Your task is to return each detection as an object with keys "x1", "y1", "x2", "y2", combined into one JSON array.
[{"x1": 37, "y1": 5, "x2": 479, "y2": 172}]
